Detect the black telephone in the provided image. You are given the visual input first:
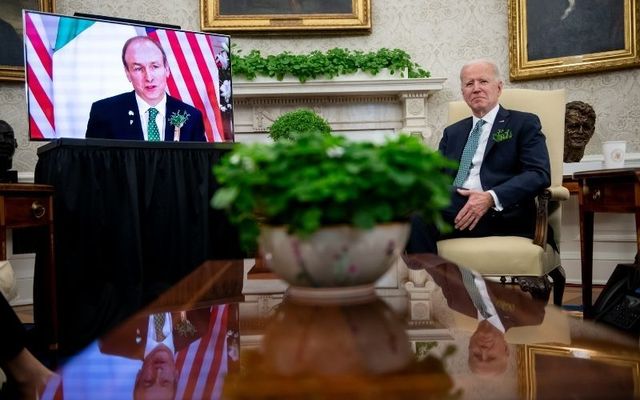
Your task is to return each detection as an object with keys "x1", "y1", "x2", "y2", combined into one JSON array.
[{"x1": 593, "y1": 263, "x2": 640, "y2": 334}]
